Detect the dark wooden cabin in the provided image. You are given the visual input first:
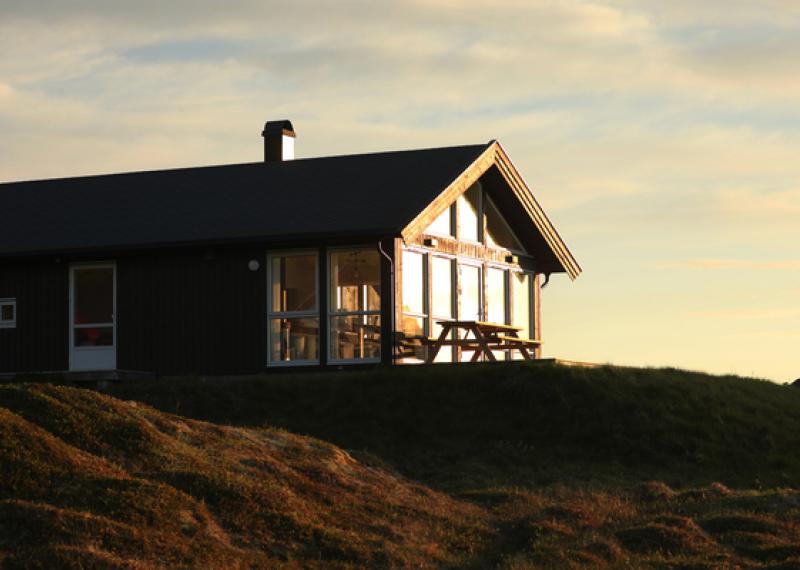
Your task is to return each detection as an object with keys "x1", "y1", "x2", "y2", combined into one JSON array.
[{"x1": 0, "y1": 120, "x2": 580, "y2": 377}]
